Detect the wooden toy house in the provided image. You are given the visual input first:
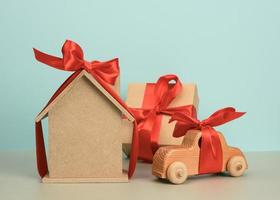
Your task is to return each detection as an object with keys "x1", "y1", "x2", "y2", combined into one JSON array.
[{"x1": 35, "y1": 70, "x2": 134, "y2": 183}]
